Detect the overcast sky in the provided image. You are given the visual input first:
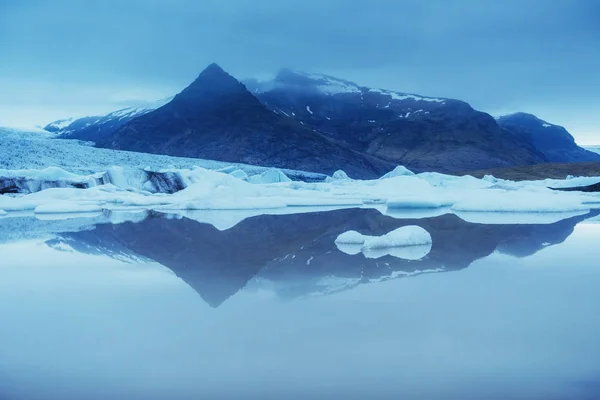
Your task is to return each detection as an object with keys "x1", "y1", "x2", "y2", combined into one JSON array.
[{"x1": 1, "y1": 0, "x2": 599, "y2": 143}]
